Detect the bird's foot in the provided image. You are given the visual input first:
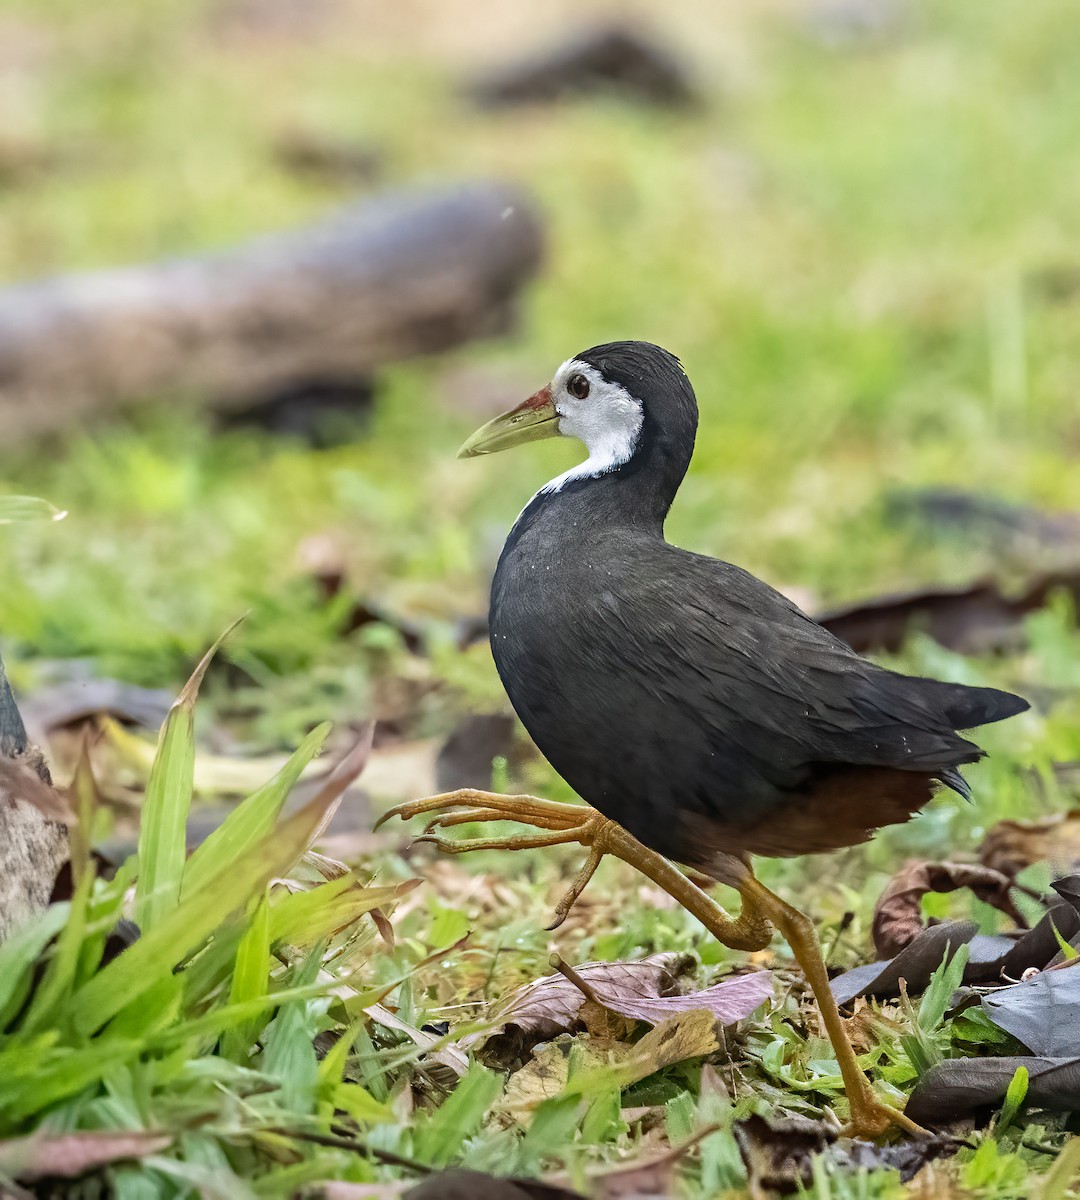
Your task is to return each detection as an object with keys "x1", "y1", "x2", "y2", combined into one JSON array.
[
  {"x1": 839, "y1": 1084, "x2": 931, "y2": 1141},
  {"x1": 374, "y1": 790, "x2": 615, "y2": 928}
]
